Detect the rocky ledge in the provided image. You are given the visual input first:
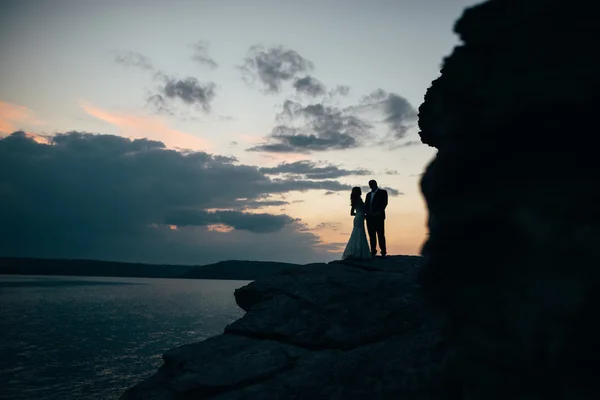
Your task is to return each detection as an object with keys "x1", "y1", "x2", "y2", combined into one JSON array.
[{"x1": 121, "y1": 256, "x2": 447, "y2": 400}]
